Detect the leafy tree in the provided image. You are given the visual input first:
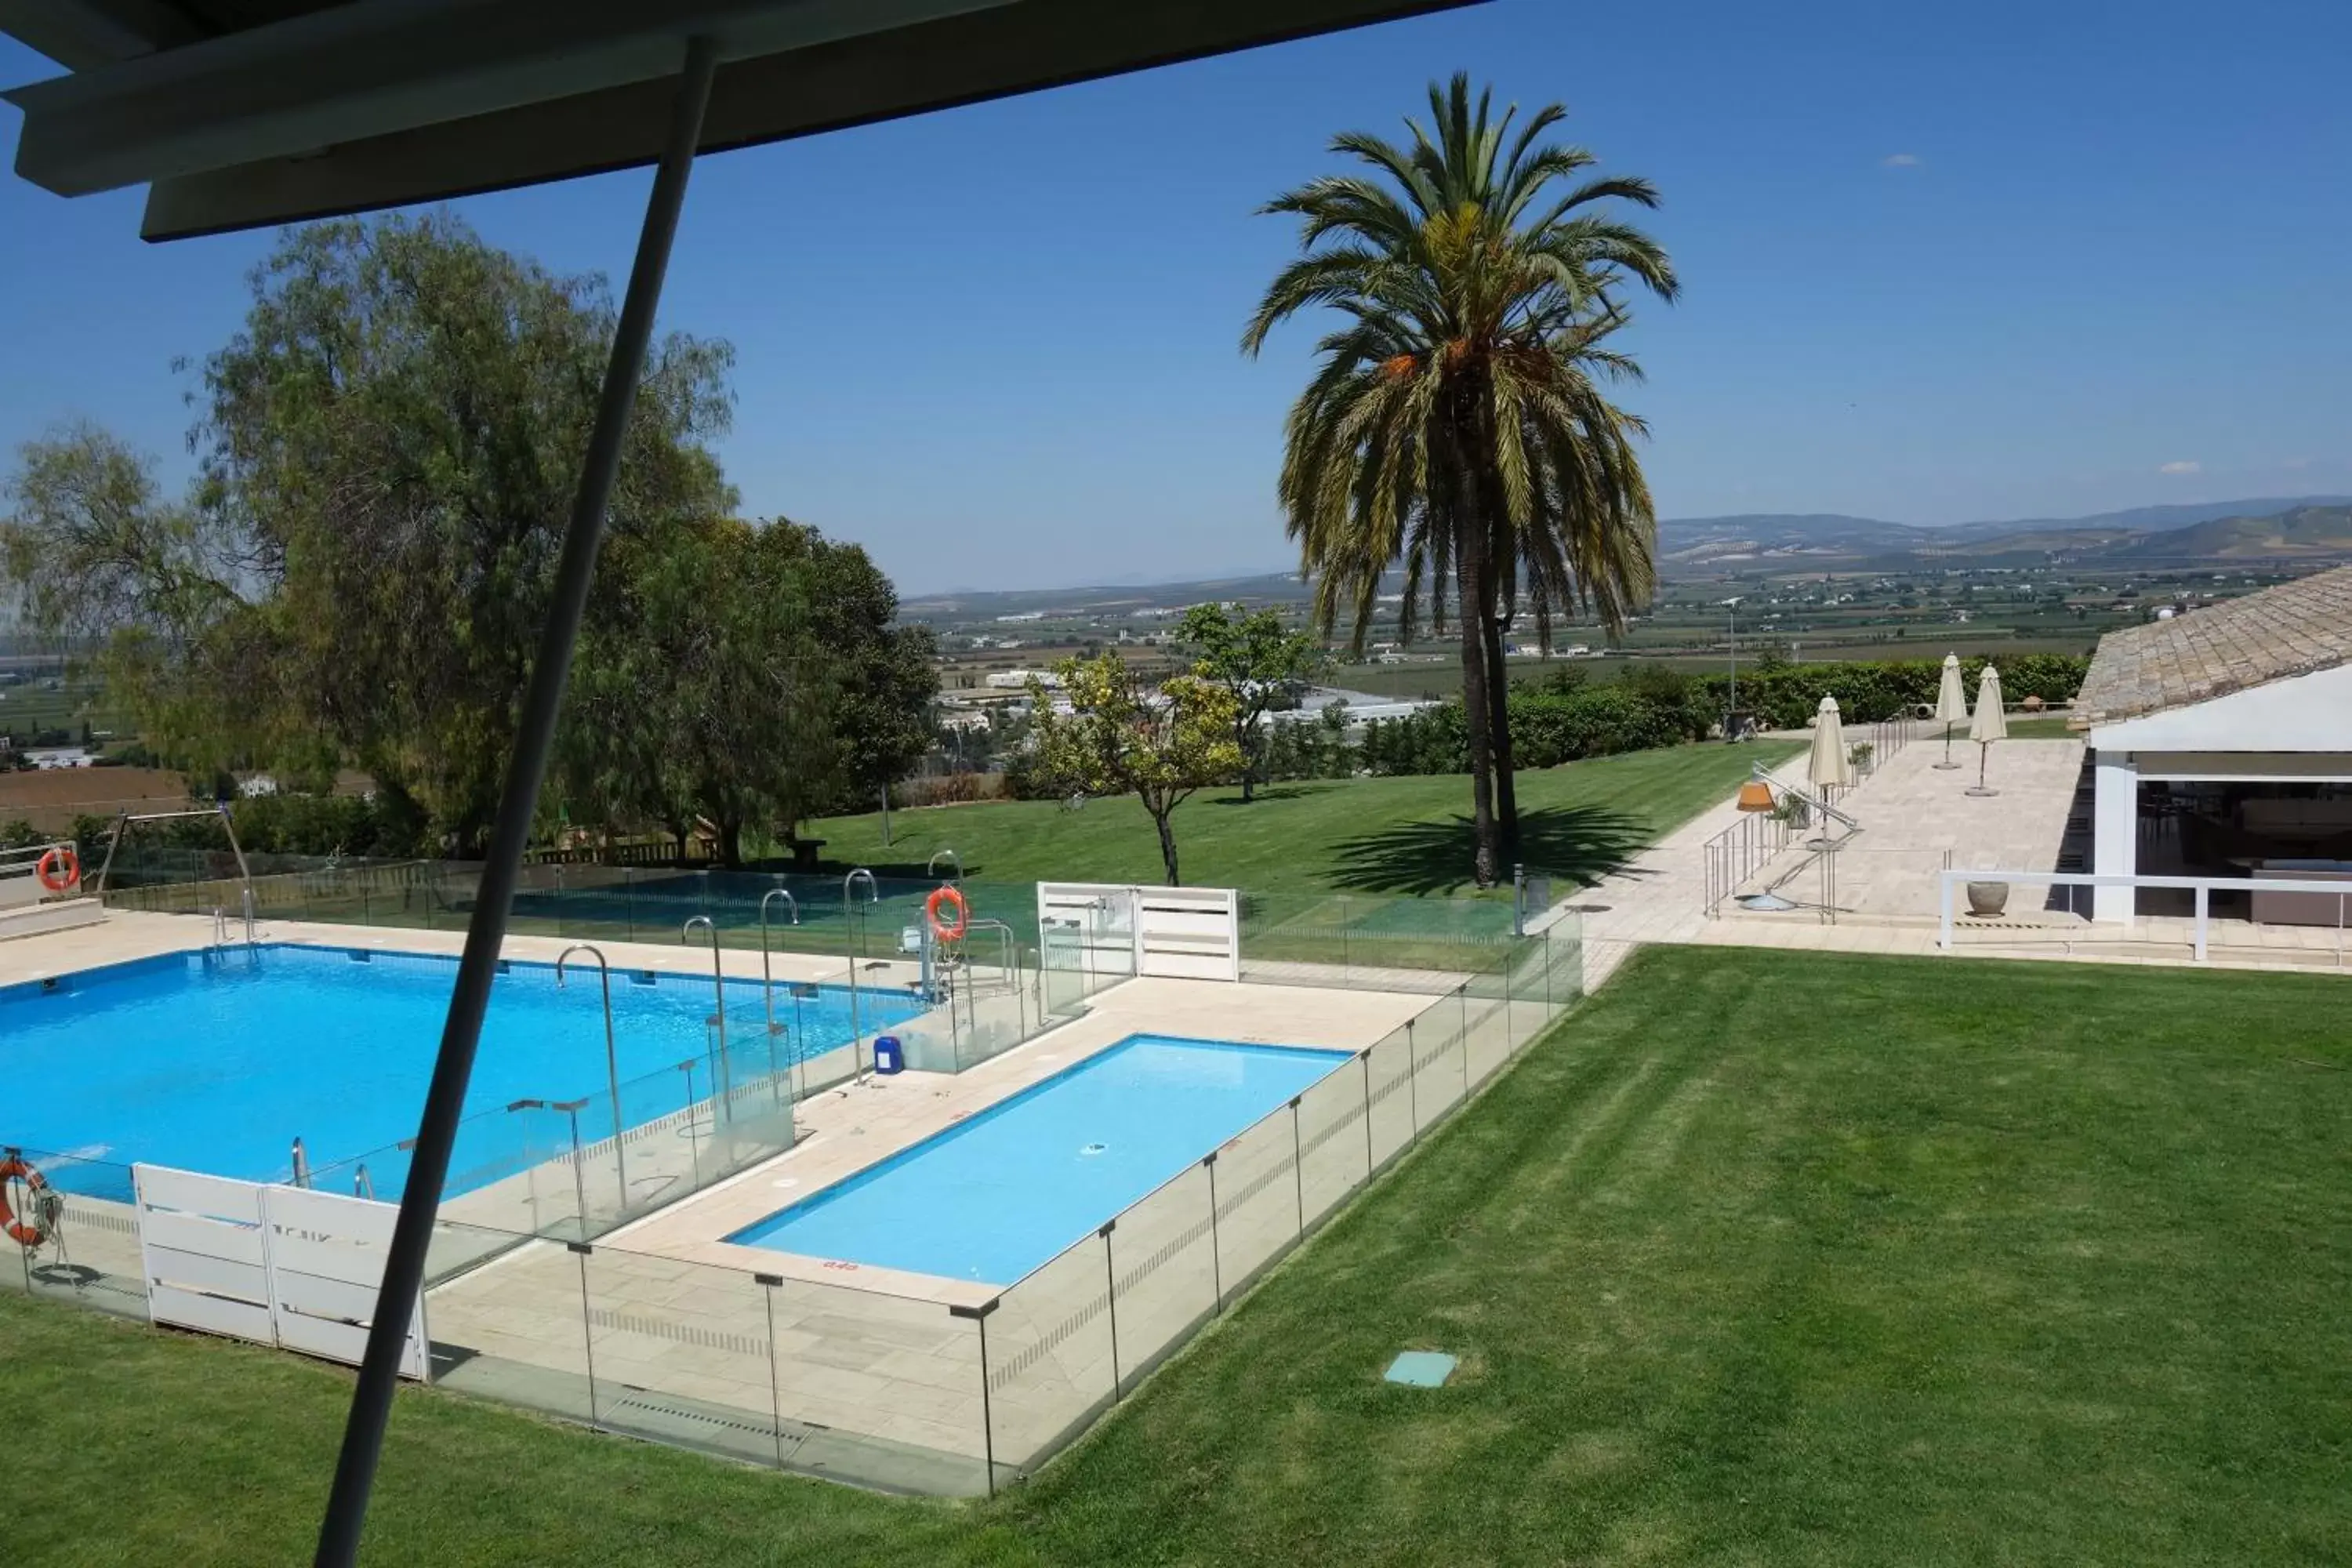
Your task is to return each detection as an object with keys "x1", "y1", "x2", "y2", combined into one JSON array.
[
  {"x1": 1178, "y1": 601, "x2": 1321, "y2": 801},
  {"x1": 1244, "y1": 75, "x2": 1676, "y2": 885},
  {"x1": 192, "y1": 212, "x2": 738, "y2": 851},
  {"x1": 760, "y1": 521, "x2": 938, "y2": 815},
  {"x1": 564, "y1": 517, "x2": 840, "y2": 867},
  {"x1": 1027, "y1": 653, "x2": 1241, "y2": 886}
]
